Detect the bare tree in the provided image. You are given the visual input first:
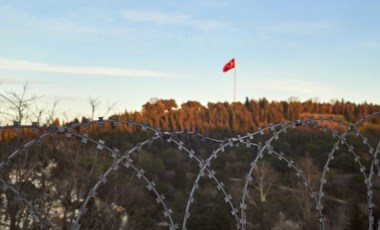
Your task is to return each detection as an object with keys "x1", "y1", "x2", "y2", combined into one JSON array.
[
  {"x1": 46, "y1": 99, "x2": 60, "y2": 125},
  {"x1": 30, "y1": 105, "x2": 45, "y2": 126},
  {"x1": 103, "y1": 99, "x2": 116, "y2": 118},
  {"x1": 248, "y1": 161, "x2": 278, "y2": 229},
  {"x1": 87, "y1": 96, "x2": 100, "y2": 120},
  {"x1": 87, "y1": 96, "x2": 116, "y2": 120},
  {"x1": 0, "y1": 82, "x2": 39, "y2": 124},
  {"x1": 252, "y1": 161, "x2": 277, "y2": 203},
  {"x1": 291, "y1": 157, "x2": 321, "y2": 229}
]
